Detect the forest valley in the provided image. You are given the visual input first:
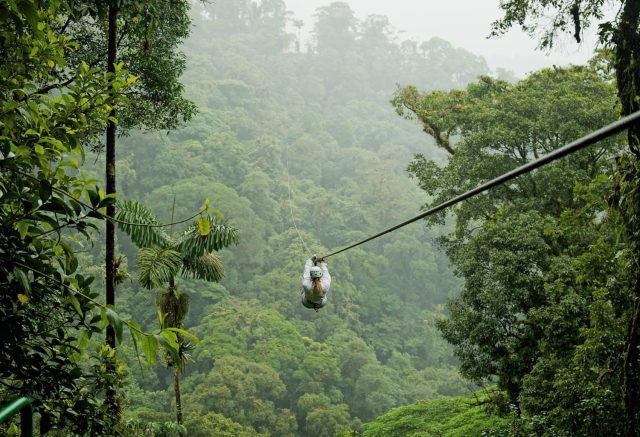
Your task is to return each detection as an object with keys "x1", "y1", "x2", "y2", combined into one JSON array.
[{"x1": 2, "y1": 0, "x2": 640, "y2": 436}]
